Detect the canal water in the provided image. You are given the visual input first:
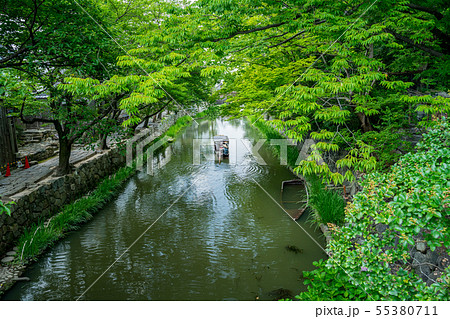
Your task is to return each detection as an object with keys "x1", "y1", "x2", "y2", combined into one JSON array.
[{"x1": 2, "y1": 119, "x2": 327, "y2": 301}]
